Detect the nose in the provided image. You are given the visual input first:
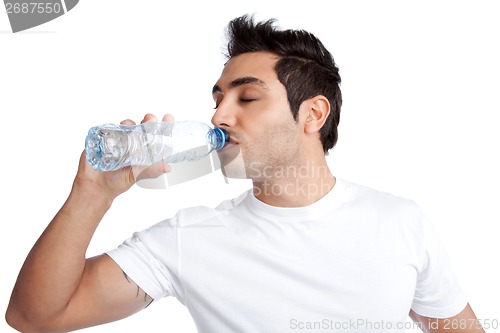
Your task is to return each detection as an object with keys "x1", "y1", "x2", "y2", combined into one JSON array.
[{"x1": 211, "y1": 100, "x2": 235, "y2": 129}]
